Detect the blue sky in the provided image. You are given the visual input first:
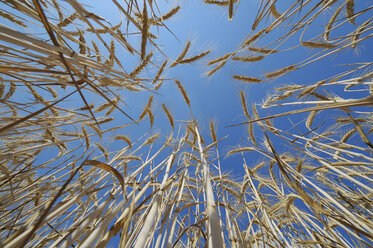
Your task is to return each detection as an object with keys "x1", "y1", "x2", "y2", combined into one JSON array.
[{"x1": 85, "y1": 0, "x2": 373, "y2": 177}]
